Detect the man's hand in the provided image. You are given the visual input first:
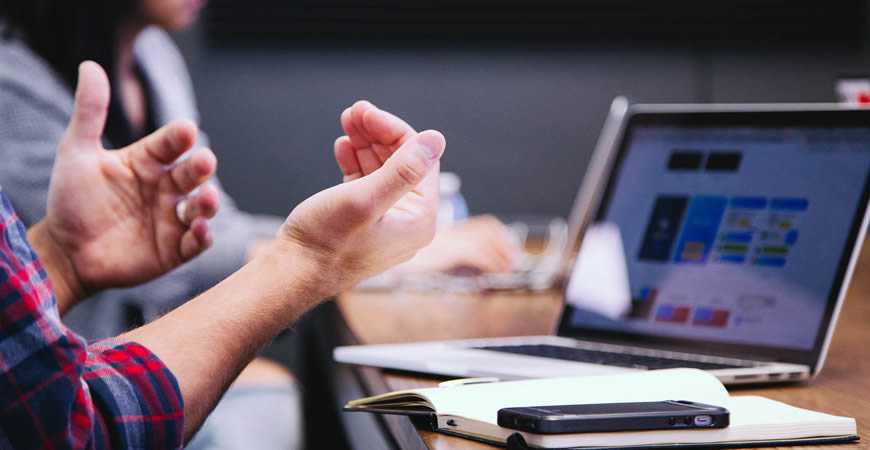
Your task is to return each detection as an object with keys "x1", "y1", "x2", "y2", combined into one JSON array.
[
  {"x1": 334, "y1": 102, "x2": 520, "y2": 276},
  {"x1": 125, "y1": 102, "x2": 443, "y2": 438},
  {"x1": 334, "y1": 101, "x2": 416, "y2": 181},
  {"x1": 274, "y1": 101, "x2": 445, "y2": 298},
  {"x1": 30, "y1": 61, "x2": 220, "y2": 311}
]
